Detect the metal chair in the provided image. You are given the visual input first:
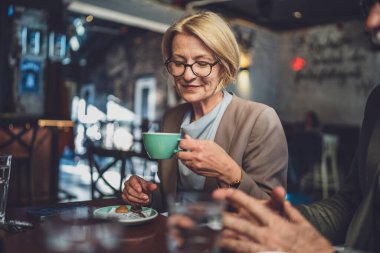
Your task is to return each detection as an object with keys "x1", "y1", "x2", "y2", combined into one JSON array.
[
  {"x1": 87, "y1": 146, "x2": 131, "y2": 199},
  {"x1": 87, "y1": 145, "x2": 154, "y2": 199},
  {"x1": 0, "y1": 121, "x2": 38, "y2": 205}
]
